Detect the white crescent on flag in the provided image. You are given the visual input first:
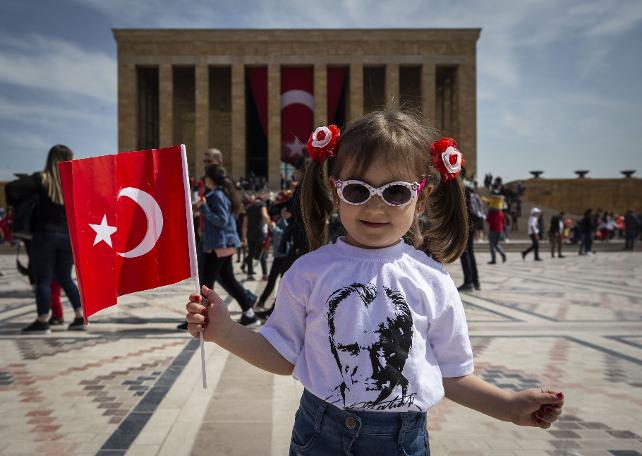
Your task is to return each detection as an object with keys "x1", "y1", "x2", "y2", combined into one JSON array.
[
  {"x1": 116, "y1": 187, "x2": 163, "y2": 259},
  {"x1": 281, "y1": 89, "x2": 314, "y2": 111}
]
